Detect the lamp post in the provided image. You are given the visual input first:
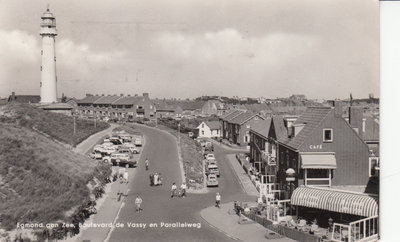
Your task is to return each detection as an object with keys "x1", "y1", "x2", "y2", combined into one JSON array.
[{"x1": 286, "y1": 168, "x2": 296, "y2": 215}]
